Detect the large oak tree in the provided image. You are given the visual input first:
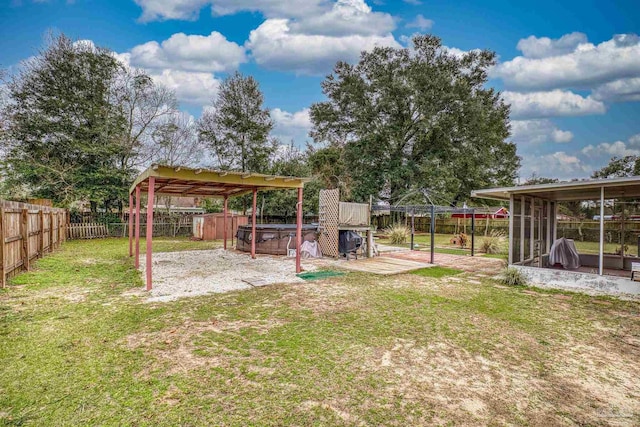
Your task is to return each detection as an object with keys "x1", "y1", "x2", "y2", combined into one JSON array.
[
  {"x1": 2, "y1": 34, "x2": 177, "y2": 210},
  {"x1": 310, "y1": 35, "x2": 519, "y2": 205},
  {"x1": 3, "y1": 35, "x2": 125, "y2": 208}
]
